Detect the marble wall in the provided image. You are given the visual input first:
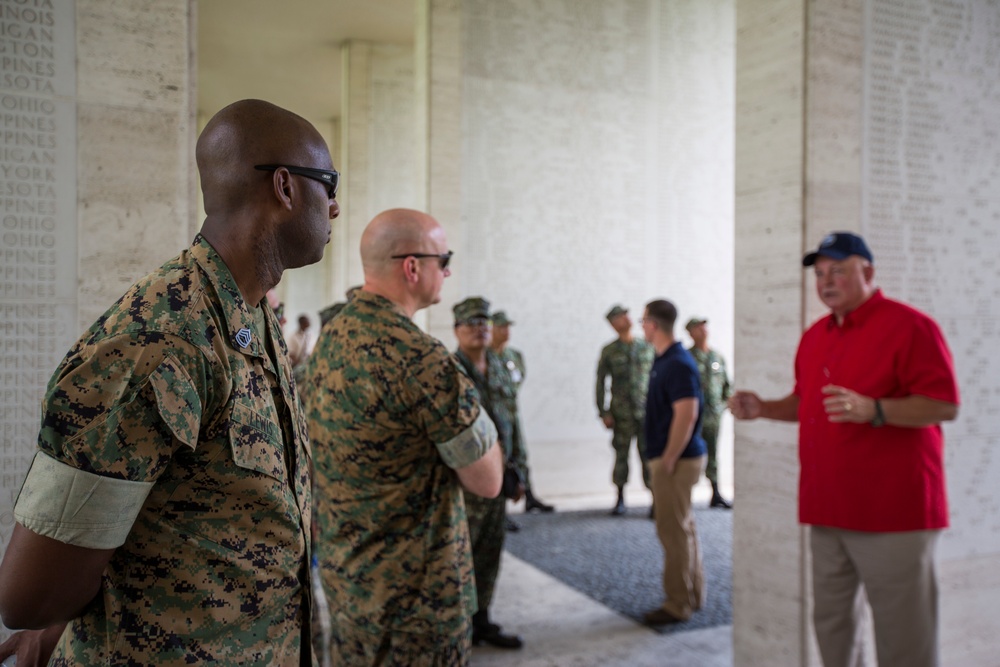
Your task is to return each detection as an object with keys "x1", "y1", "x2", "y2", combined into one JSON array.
[
  {"x1": 735, "y1": 0, "x2": 1000, "y2": 664},
  {"x1": 420, "y1": 0, "x2": 737, "y2": 501},
  {"x1": 1, "y1": 0, "x2": 78, "y2": 564},
  {"x1": 0, "y1": 0, "x2": 195, "y2": 638}
]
